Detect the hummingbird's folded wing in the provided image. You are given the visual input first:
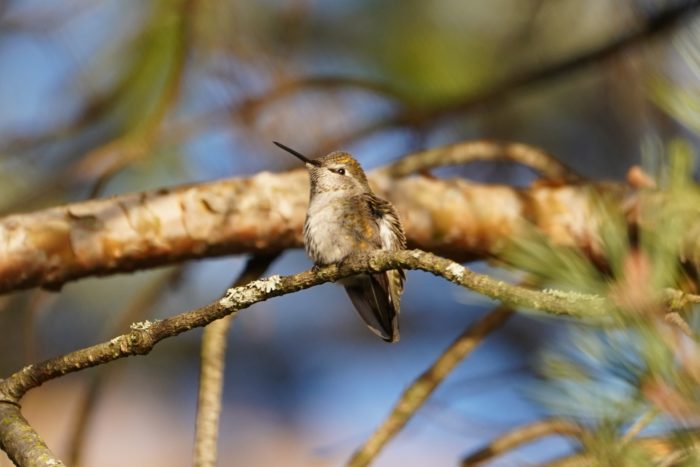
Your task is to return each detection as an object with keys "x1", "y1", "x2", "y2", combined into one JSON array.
[
  {"x1": 344, "y1": 273, "x2": 399, "y2": 343},
  {"x1": 344, "y1": 195, "x2": 407, "y2": 343},
  {"x1": 339, "y1": 194, "x2": 405, "y2": 342}
]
